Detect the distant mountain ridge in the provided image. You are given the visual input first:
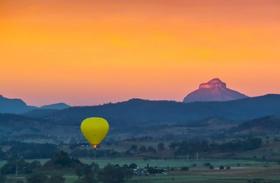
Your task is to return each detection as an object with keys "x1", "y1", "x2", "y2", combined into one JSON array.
[
  {"x1": 41, "y1": 103, "x2": 70, "y2": 110},
  {"x1": 0, "y1": 95, "x2": 35, "y2": 114},
  {"x1": 183, "y1": 78, "x2": 248, "y2": 103},
  {"x1": 0, "y1": 95, "x2": 70, "y2": 114},
  {"x1": 33, "y1": 94, "x2": 280, "y2": 127}
]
